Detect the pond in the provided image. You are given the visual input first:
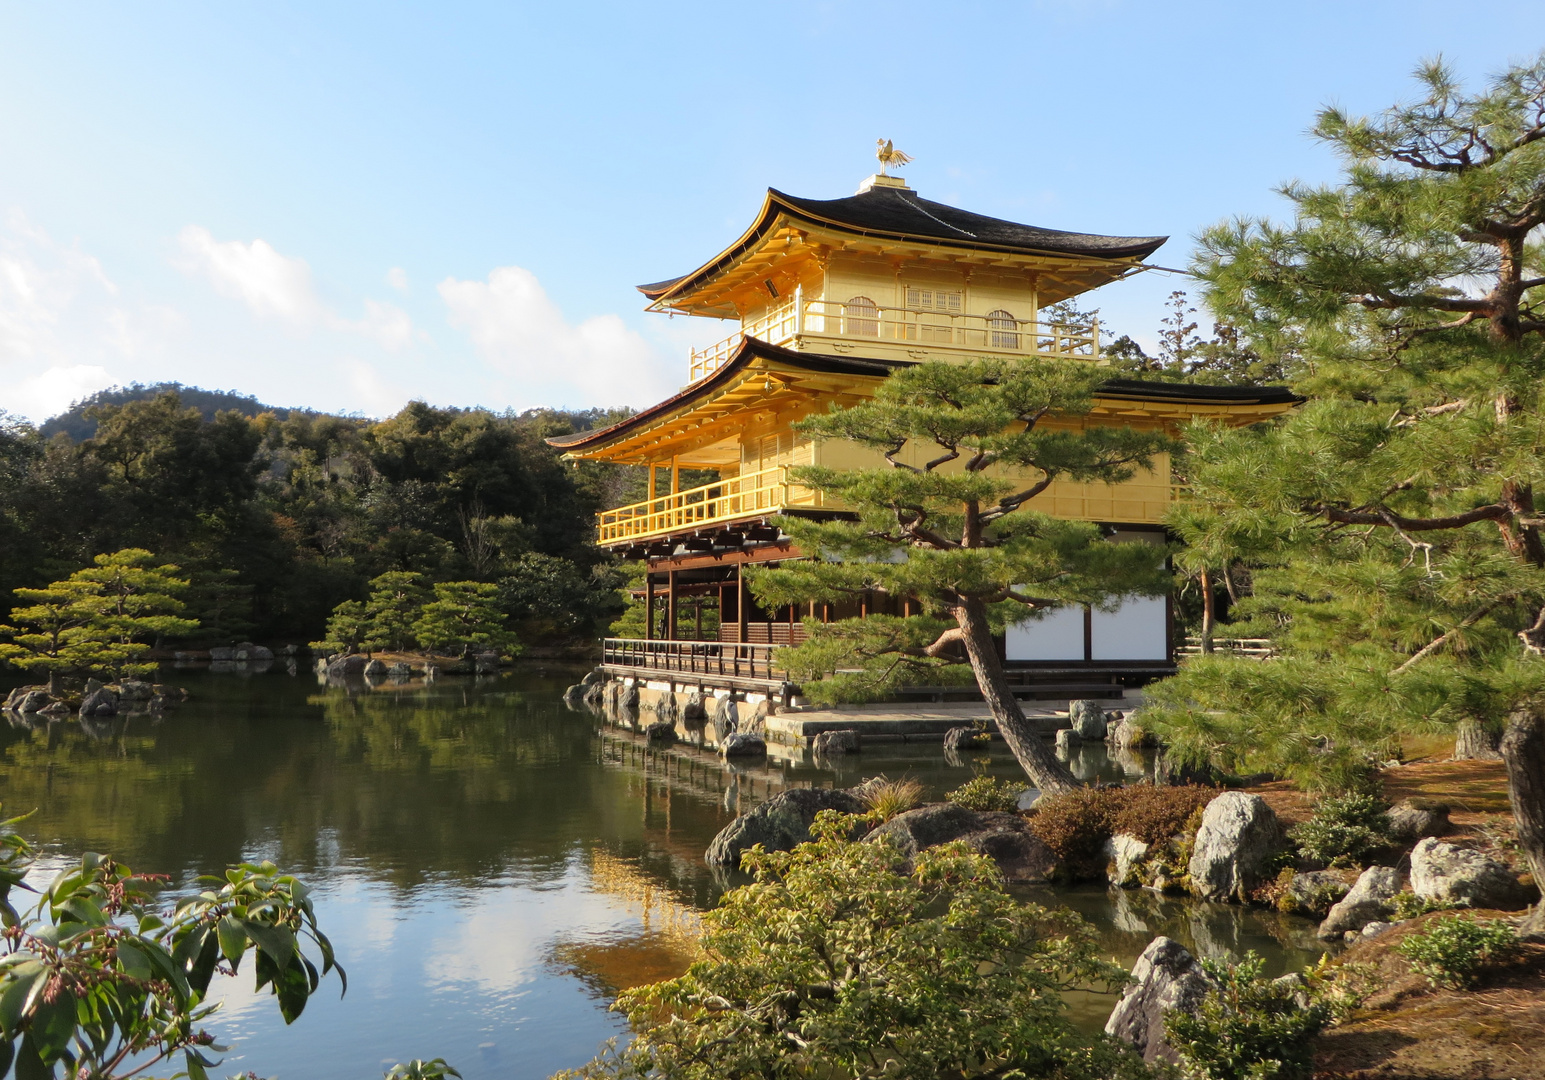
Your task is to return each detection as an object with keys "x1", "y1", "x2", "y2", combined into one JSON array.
[{"x1": 0, "y1": 666, "x2": 1325, "y2": 1079}]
